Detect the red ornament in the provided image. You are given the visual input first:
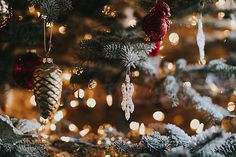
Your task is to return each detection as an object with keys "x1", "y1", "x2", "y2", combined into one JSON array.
[
  {"x1": 13, "y1": 52, "x2": 42, "y2": 90},
  {"x1": 142, "y1": 0, "x2": 171, "y2": 42},
  {"x1": 150, "y1": 41, "x2": 161, "y2": 57}
]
